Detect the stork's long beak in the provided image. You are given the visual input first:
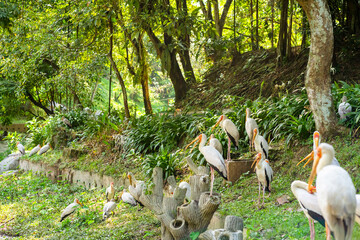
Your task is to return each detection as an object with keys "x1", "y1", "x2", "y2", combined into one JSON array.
[
  {"x1": 297, "y1": 151, "x2": 314, "y2": 167},
  {"x1": 127, "y1": 174, "x2": 132, "y2": 186},
  {"x1": 211, "y1": 116, "x2": 223, "y2": 131},
  {"x1": 251, "y1": 154, "x2": 261, "y2": 170},
  {"x1": 307, "y1": 150, "x2": 321, "y2": 193},
  {"x1": 252, "y1": 130, "x2": 257, "y2": 147},
  {"x1": 185, "y1": 136, "x2": 200, "y2": 153}
]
